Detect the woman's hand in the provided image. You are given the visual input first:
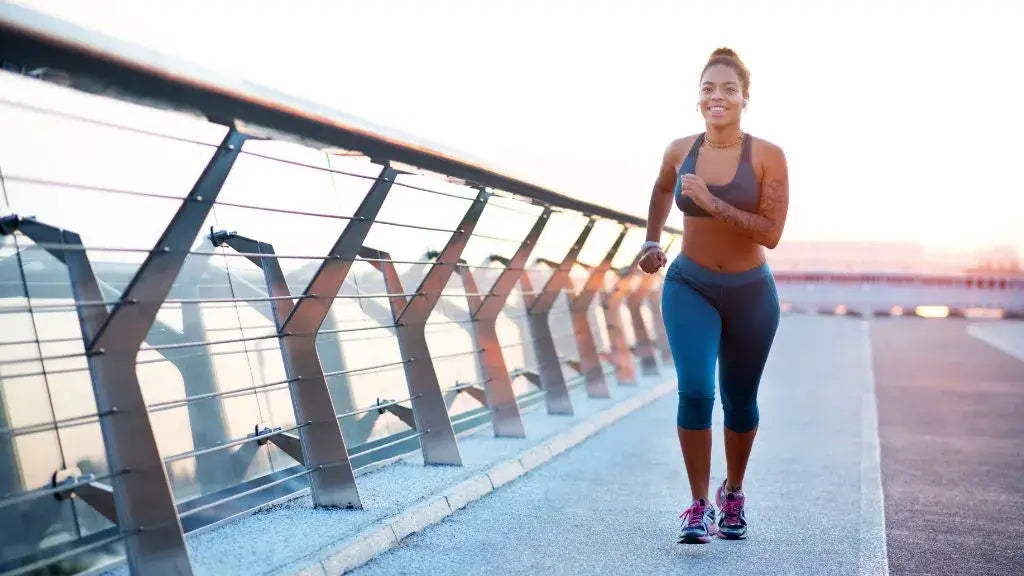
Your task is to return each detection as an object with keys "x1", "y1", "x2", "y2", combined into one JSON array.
[
  {"x1": 680, "y1": 174, "x2": 715, "y2": 211},
  {"x1": 639, "y1": 247, "x2": 667, "y2": 274}
]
